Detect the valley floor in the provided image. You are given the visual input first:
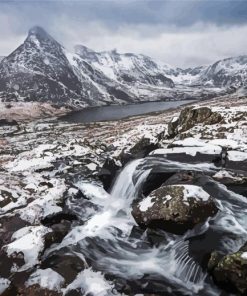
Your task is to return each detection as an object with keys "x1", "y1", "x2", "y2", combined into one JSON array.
[{"x1": 0, "y1": 96, "x2": 246, "y2": 295}]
